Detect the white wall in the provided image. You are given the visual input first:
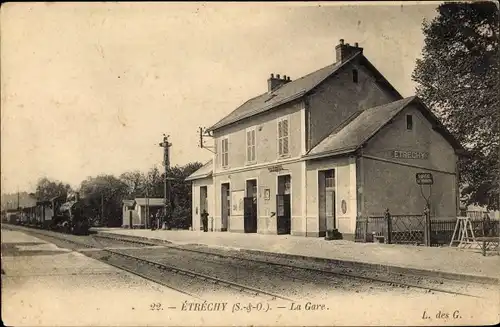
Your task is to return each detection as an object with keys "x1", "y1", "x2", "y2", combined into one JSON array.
[
  {"x1": 306, "y1": 156, "x2": 357, "y2": 236},
  {"x1": 191, "y1": 177, "x2": 214, "y2": 231}
]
